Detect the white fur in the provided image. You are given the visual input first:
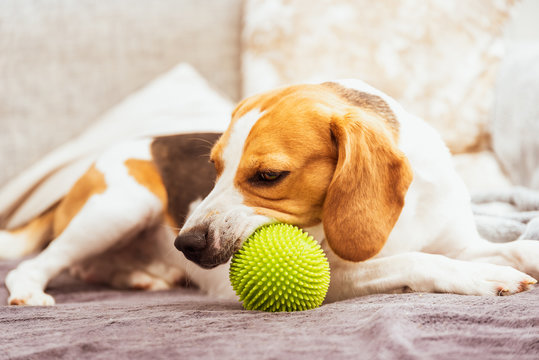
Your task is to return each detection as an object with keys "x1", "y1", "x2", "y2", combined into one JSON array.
[{"x1": 0, "y1": 230, "x2": 28, "y2": 259}]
